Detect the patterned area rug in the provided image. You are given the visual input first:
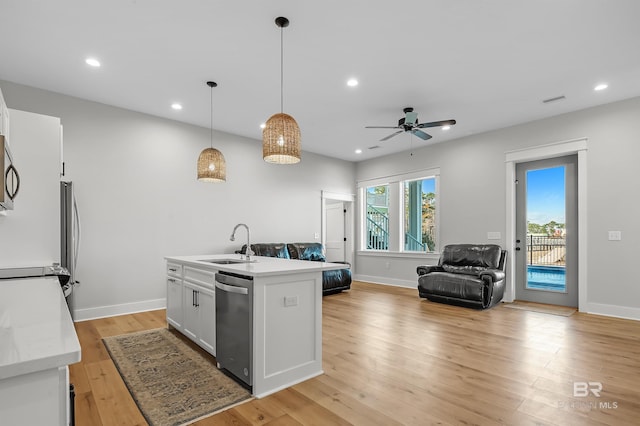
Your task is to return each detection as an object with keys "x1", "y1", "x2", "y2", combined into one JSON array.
[{"x1": 103, "y1": 328, "x2": 251, "y2": 426}]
